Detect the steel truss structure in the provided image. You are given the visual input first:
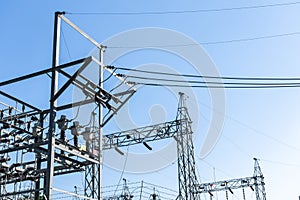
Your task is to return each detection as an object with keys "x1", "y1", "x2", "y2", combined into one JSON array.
[
  {"x1": 103, "y1": 95, "x2": 267, "y2": 200},
  {"x1": 102, "y1": 180, "x2": 177, "y2": 200},
  {"x1": 195, "y1": 158, "x2": 266, "y2": 200},
  {"x1": 0, "y1": 11, "x2": 267, "y2": 200},
  {"x1": 102, "y1": 92, "x2": 200, "y2": 200},
  {"x1": 176, "y1": 92, "x2": 199, "y2": 200},
  {"x1": 0, "y1": 12, "x2": 135, "y2": 200}
]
